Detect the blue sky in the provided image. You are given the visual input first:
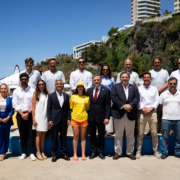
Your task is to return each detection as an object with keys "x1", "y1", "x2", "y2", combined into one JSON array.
[{"x1": 0, "y1": 0, "x2": 174, "y2": 79}]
